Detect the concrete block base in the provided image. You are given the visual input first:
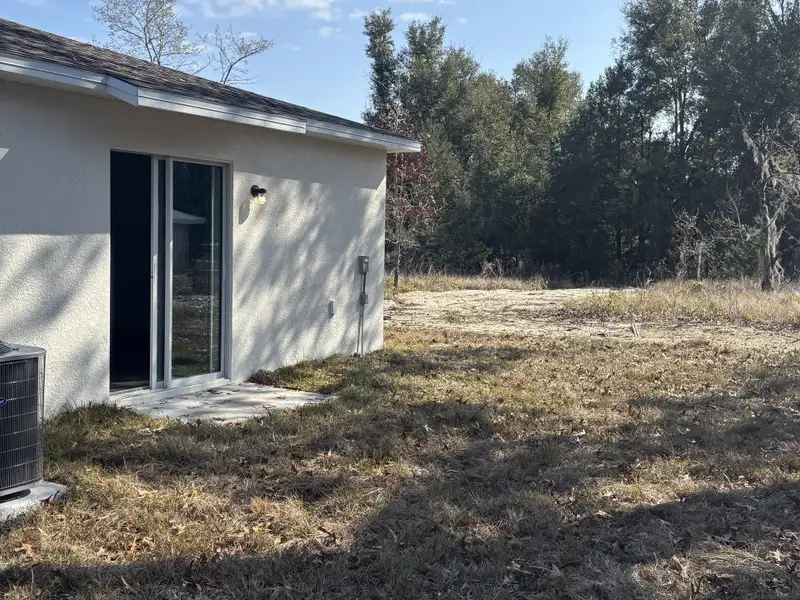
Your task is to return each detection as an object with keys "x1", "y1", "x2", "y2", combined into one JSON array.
[{"x1": 0, "y1": 482, "x2": 67, "y2": 521}]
